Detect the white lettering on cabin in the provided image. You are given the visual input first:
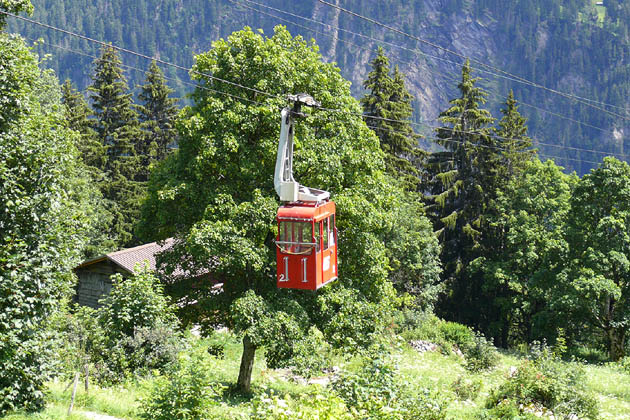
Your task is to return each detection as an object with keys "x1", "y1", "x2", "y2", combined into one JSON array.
[{"x1": 323, "y1": 255, "x2": 330, "y2": 271}]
